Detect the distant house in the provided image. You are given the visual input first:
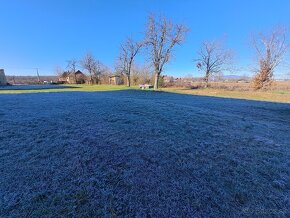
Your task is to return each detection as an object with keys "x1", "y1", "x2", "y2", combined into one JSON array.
[
  {"x1": 109, "y1": 75, "x2": 123, "y2": 85},
  {"x1": 58, "y1": 70, "x2": 86, "y2": 84},
  {"x1": 237, "y1": 79, "x2": 250, "y2": 83},
  {"x1": 0, "y1": 69, "x2": 7, "y2": 86},
  {"x1": 58, "y1": 72, "x2": 69, "y2": 83}
]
